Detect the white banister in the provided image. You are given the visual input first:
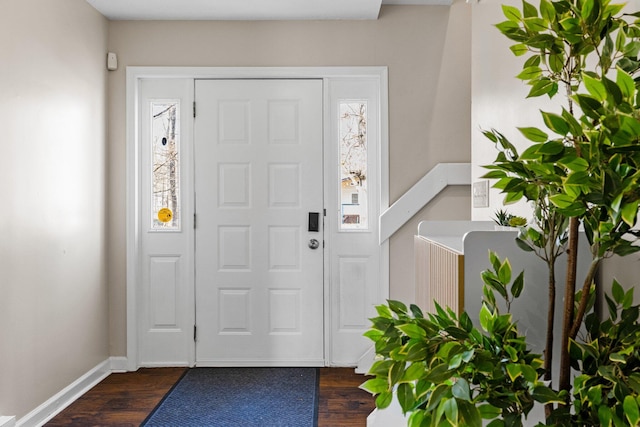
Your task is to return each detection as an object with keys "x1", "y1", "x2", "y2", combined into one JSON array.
[{"x1": 379, "y1": 163, "x2": 471, "y2": 244}]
